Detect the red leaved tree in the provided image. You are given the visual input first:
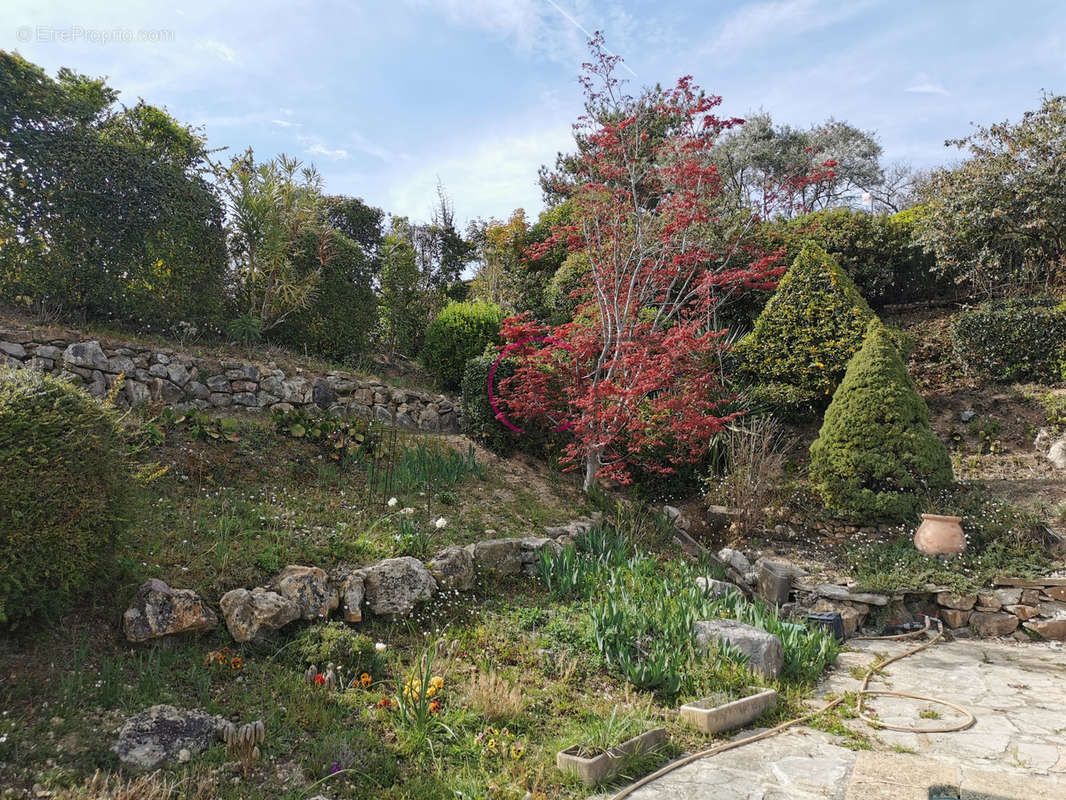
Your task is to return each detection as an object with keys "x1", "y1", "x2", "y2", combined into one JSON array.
[{"x1": 498, "y1": 36, "x2": 784, "y2": 491}]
